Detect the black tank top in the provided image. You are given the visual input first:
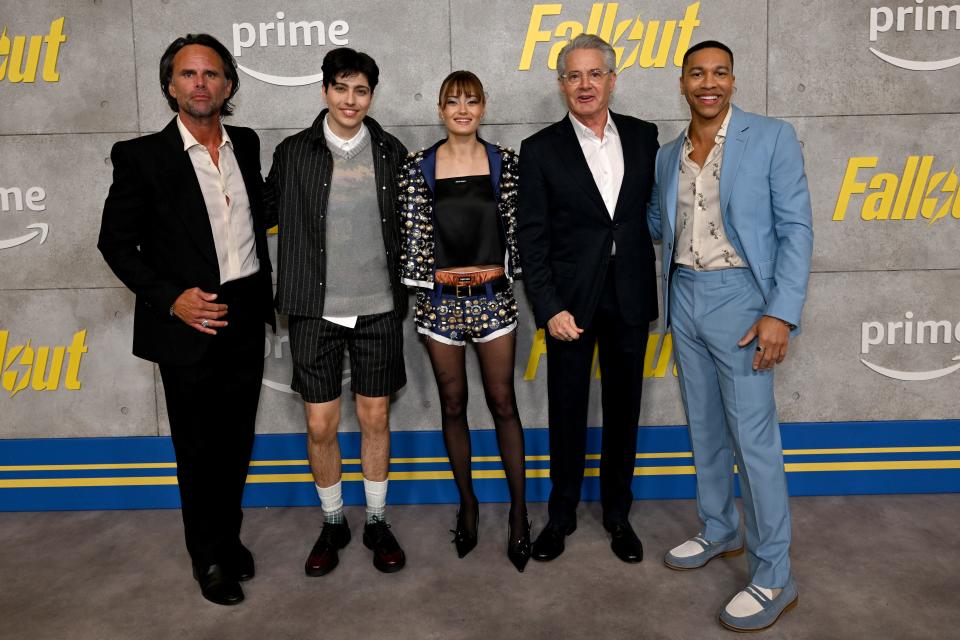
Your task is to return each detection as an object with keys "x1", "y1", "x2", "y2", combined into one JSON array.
[{"x1": 434, "y1": 175, "x2": 504, "y2": 269}]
